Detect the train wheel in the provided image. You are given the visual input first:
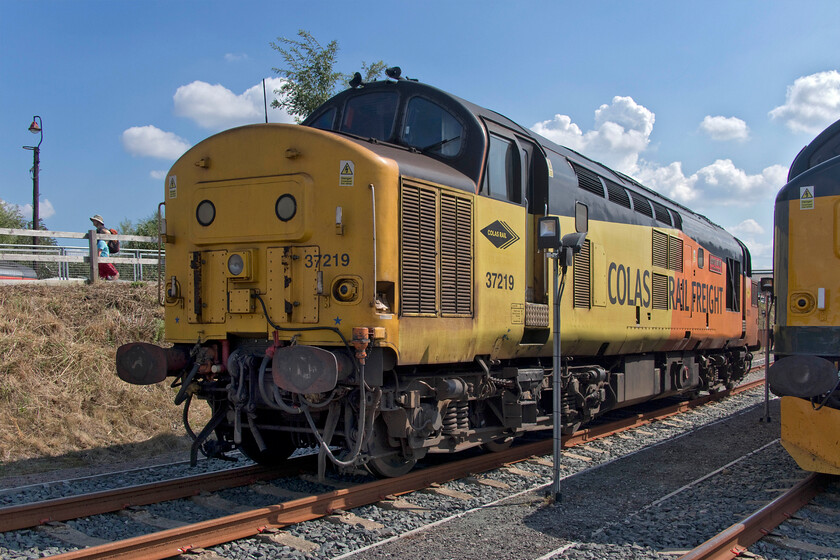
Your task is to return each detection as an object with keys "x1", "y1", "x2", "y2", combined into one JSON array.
[
  {"x1": 238, "y1": 430, "x2": 298, "y2": 467},
  {"x1": 481, "y1": 436, "x2": 514, "y2": 452},
  {"x1": 561, "y1": 421, "x2": 581, "y2": 436},
  {"x1": 365, "y1": 418, "x2": 417, "y2": 477},
  {"x1": 367, "y1": 452, "x2": 417, "y2": 478}
]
